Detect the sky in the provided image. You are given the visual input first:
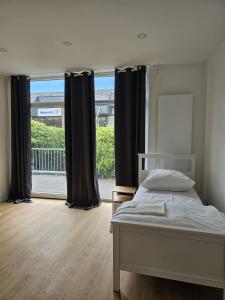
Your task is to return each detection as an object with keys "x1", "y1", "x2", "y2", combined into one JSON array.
[{"x1": 31, "y1": 76, "x2": 114, "y2": 93}]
